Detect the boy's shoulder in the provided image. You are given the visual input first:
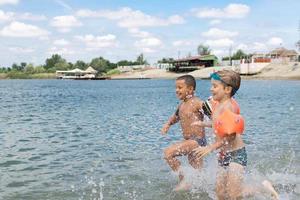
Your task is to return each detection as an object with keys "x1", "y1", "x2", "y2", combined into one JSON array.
[
  {"x1": 192, "y1": 96, "x2": 203, "y2": 103},
  {"x1": 189, "y1": 96, "x2": 203, "y2": 108}
]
